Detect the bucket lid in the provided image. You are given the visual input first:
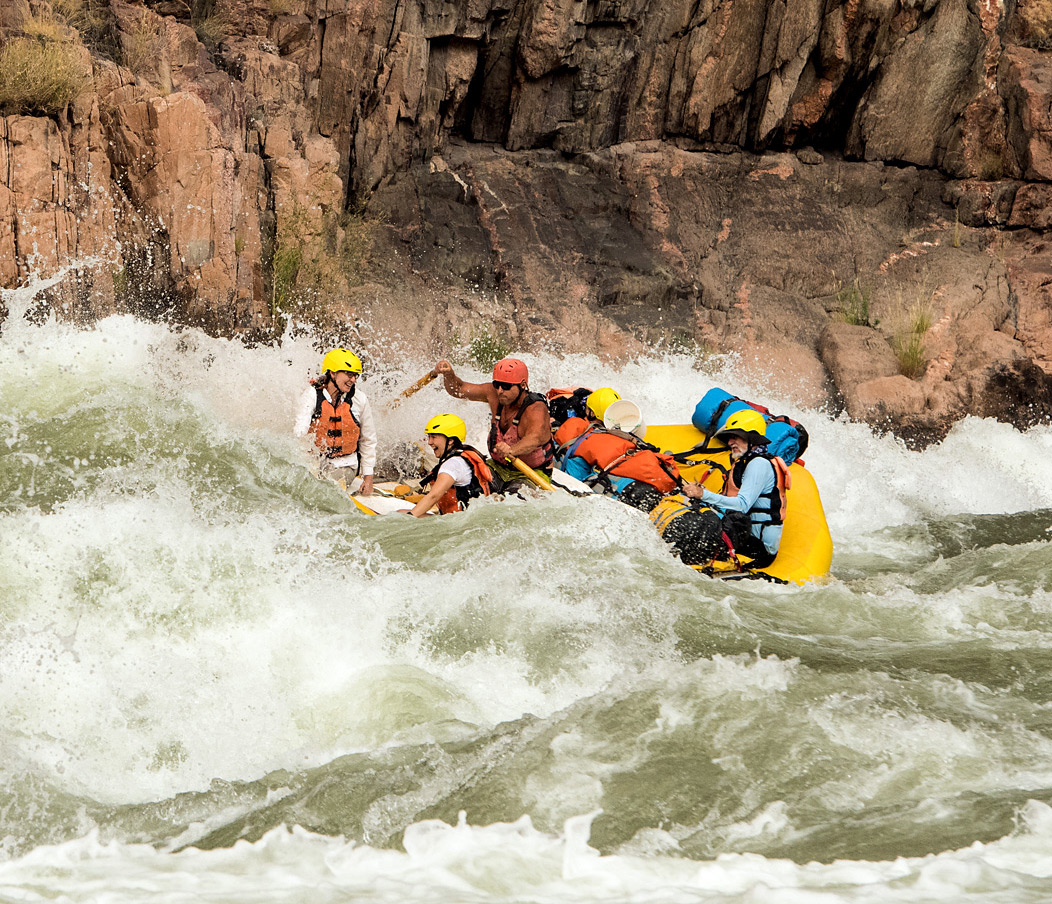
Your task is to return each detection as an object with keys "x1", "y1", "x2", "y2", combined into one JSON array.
[{"x1": 604, "y1": 400, "x2": 646, "y2": 438}]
